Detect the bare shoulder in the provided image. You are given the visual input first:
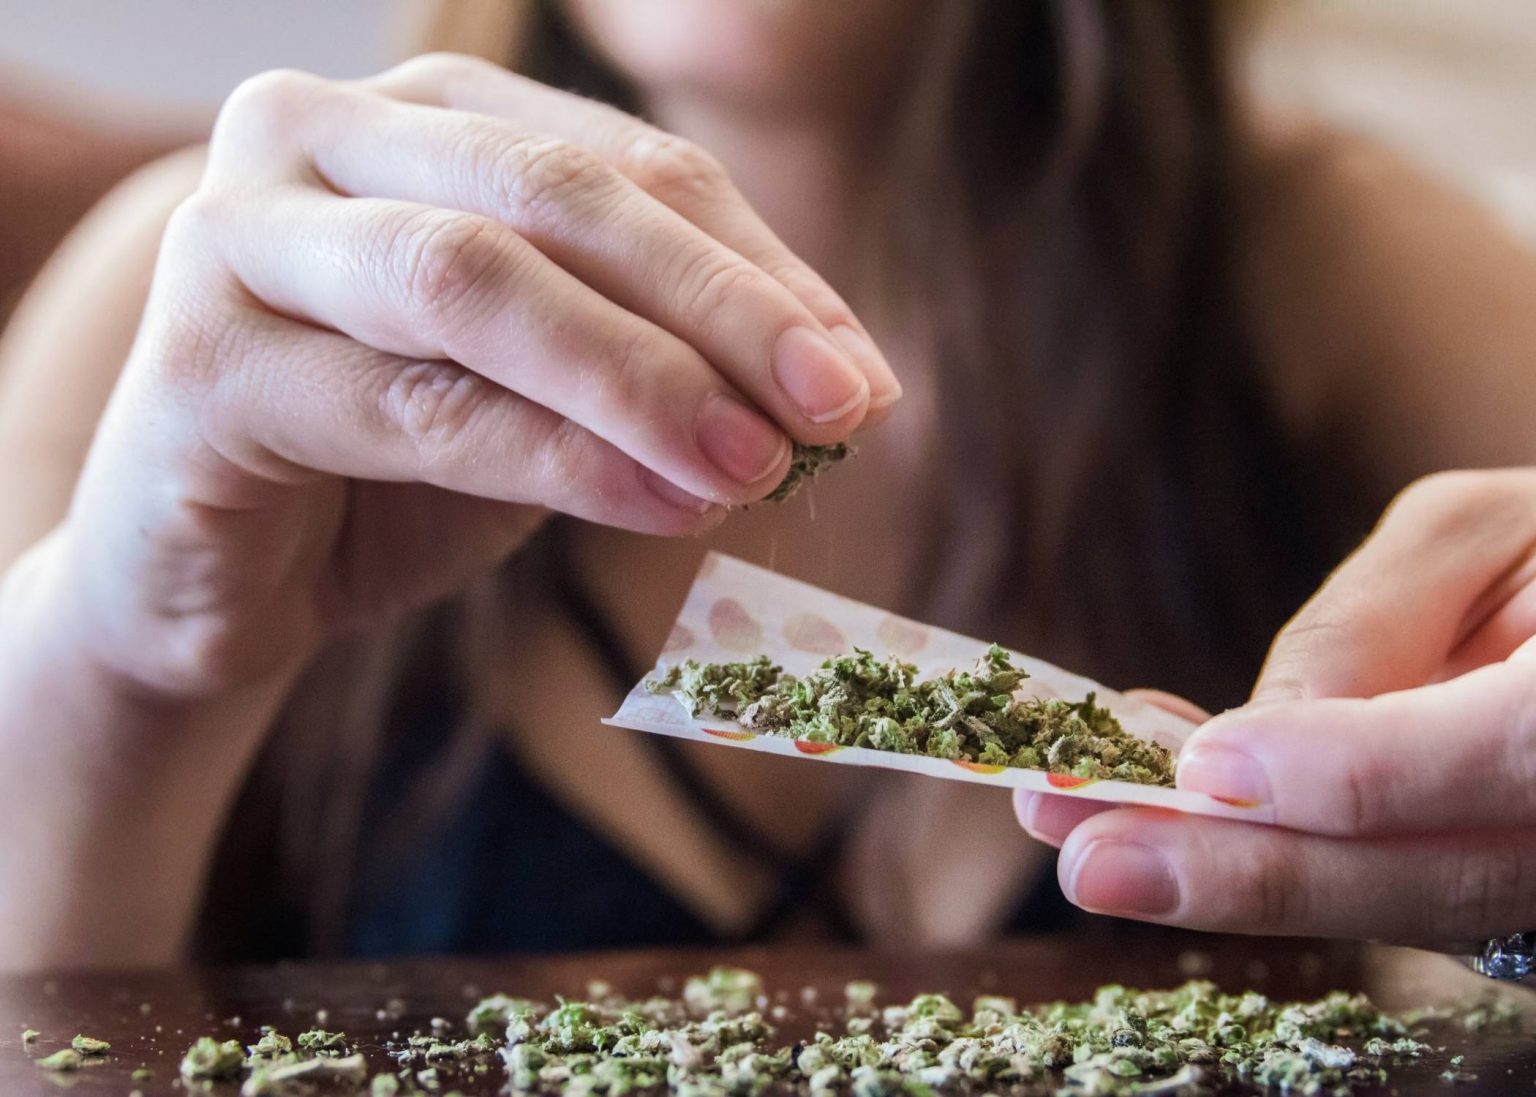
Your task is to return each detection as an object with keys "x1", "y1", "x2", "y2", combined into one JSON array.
[
  {"x1": 1238, "y1": 110, "x2": 1536, "y2": 491},
  {"x1": 0, "y1": 146, "x2": 206, "y2": 567}
]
